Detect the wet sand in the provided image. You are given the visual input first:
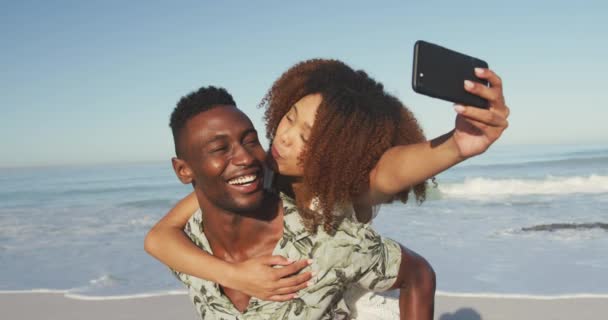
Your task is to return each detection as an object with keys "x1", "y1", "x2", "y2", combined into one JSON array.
[{"x1": 1, "y1": 291, "x2": 606, "y2": 320}]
